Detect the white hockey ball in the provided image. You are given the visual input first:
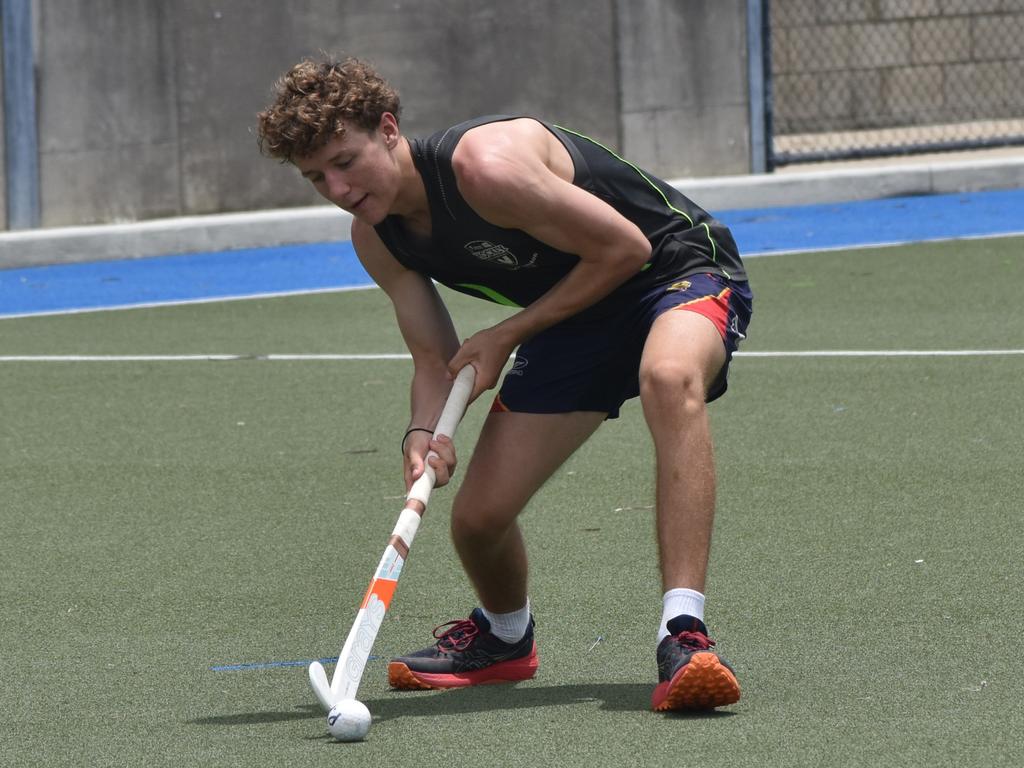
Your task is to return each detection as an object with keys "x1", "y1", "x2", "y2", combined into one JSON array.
[{"x1": 327, "y1": 699, "x2": 372, "y2": 742}]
